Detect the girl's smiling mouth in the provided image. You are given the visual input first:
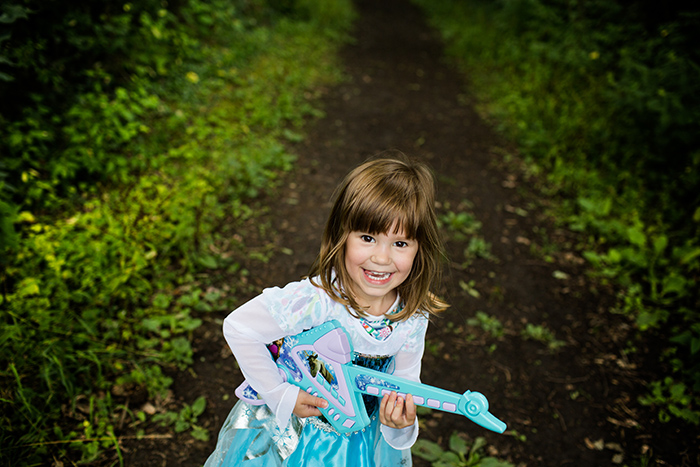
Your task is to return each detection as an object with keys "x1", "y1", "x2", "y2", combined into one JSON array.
[{"x1": 363, "y1": 269, "x2": 393, "y2": 282}]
